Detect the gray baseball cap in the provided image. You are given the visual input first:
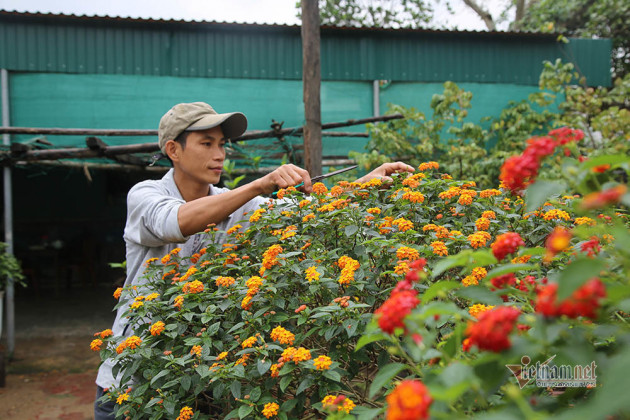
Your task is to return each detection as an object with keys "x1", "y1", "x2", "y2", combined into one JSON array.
[{"x1": 158, "y1": 102, "x2": 248, "y2": 153}]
